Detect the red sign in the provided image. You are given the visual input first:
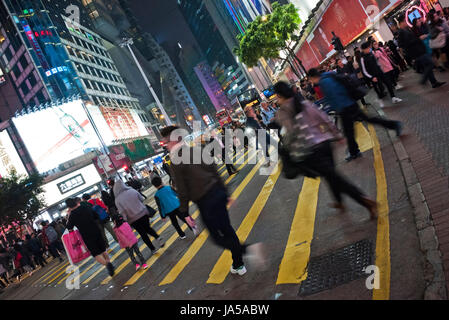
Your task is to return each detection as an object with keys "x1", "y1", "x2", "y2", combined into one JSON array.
[
  {"x1": 360, "y1": 0, "x2": 395, "y2": 14},
  {"x1": 296, "y1": 42, "x2": 321, "y2": 71},
  {"x1": 99, "y1": 106, "x2": 140, "y2": 140},
  {"x1": 93, "y1": 146, "x2": 131, "y2": 175}
]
